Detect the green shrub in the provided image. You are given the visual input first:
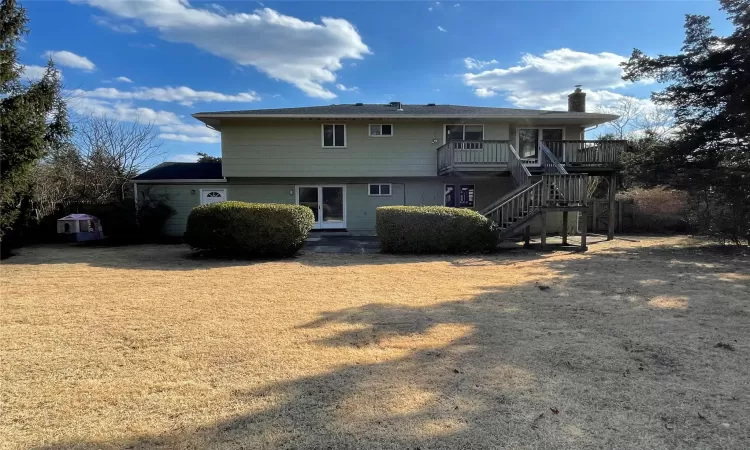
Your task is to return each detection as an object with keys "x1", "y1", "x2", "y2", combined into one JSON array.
[
  {"x1": 184, "y1": 201, "x2": 315, "y2": 257},
  {"x1": 376, "y1": 206, "x2": 499, "y2": 254}
]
